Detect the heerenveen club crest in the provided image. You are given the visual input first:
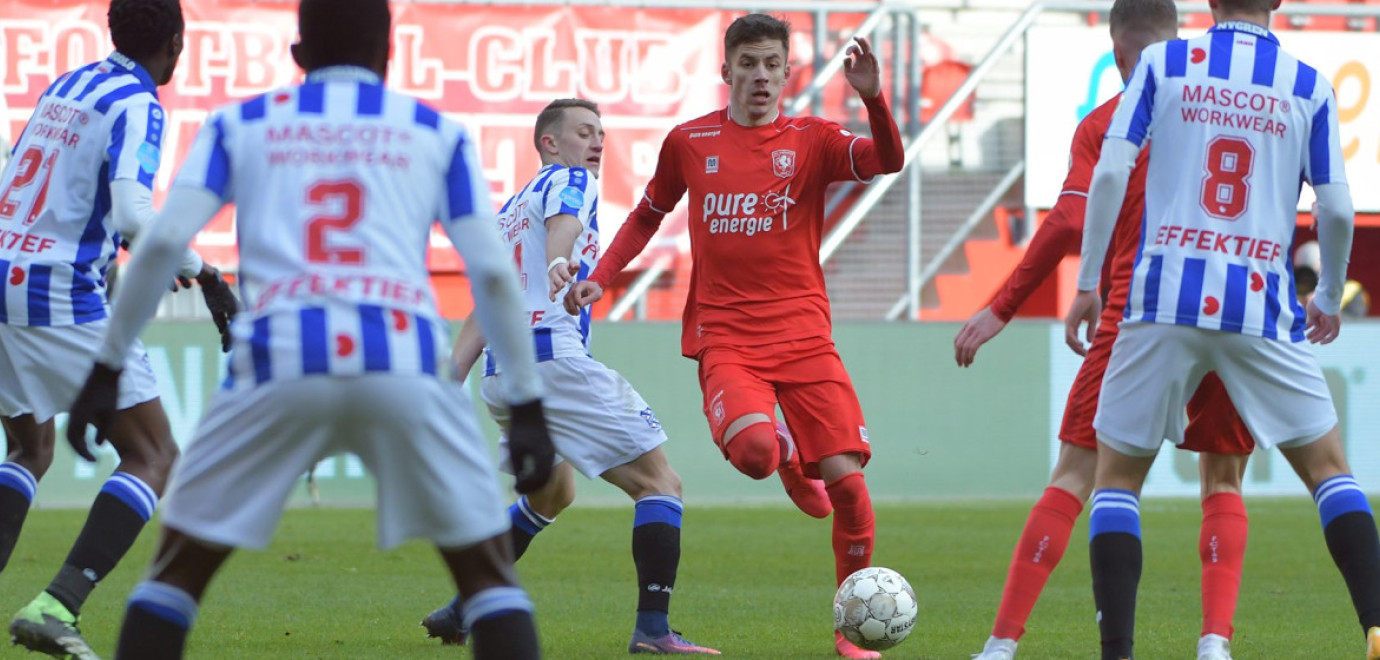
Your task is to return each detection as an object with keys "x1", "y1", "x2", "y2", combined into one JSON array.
[{"x1": 772, "y1": 149, "x2": 796, "y2": 178}]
